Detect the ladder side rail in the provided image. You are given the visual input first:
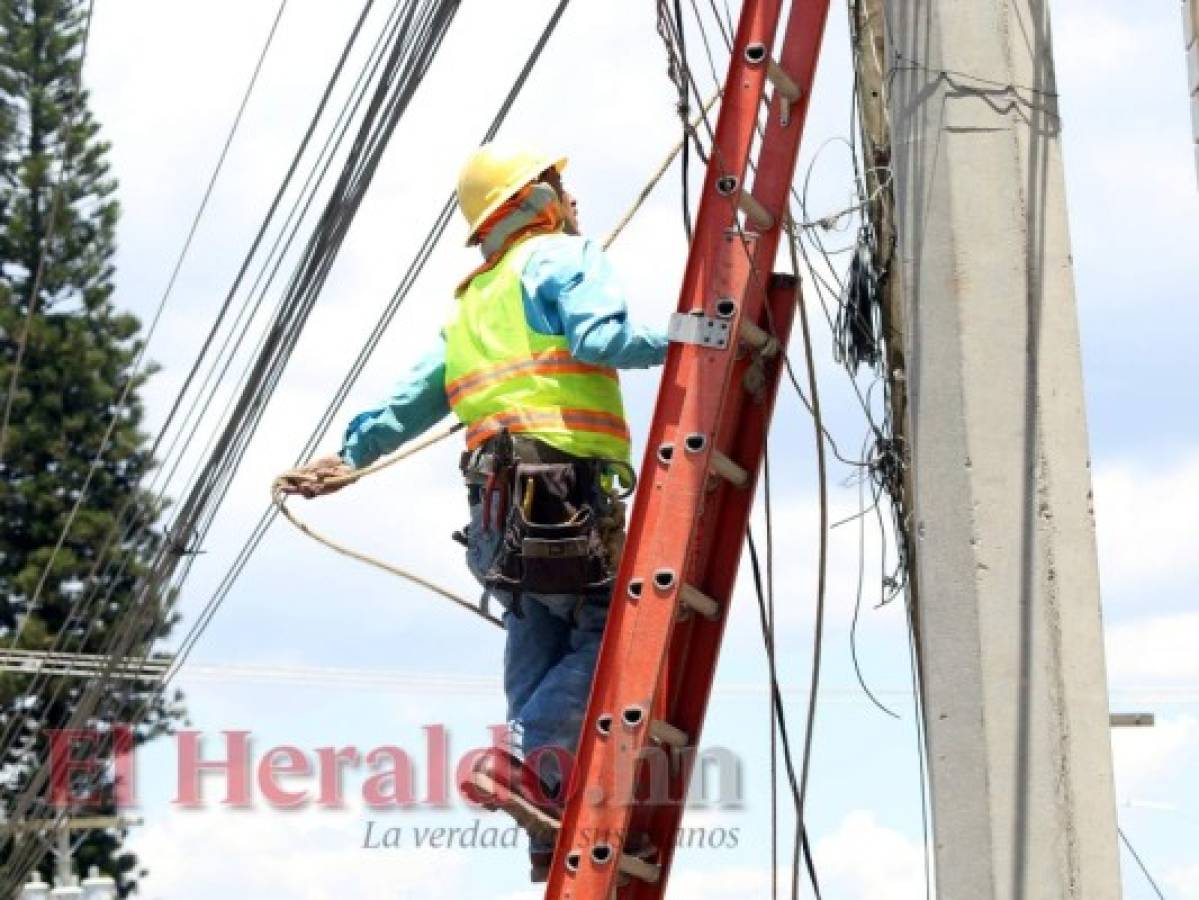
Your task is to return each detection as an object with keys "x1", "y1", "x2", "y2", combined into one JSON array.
[
  {"x1": 657, "y1": 0, "x2": 836, "y2": 756},
  {"x1": 544, "y1": 2, "x2": 787, "y2": 895},
  {"x1": 548, "y1": 232, "x2": 760, "y2": 898},
  {"x1": 625, "y1": 6, "x2": 835, "y2": 887},
  {"x1": 544, "y1": 0, "x2": 837, "y2": 895},
  {"x1": 629, "y1": 276, "x2": 800, "y2": 899}
]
